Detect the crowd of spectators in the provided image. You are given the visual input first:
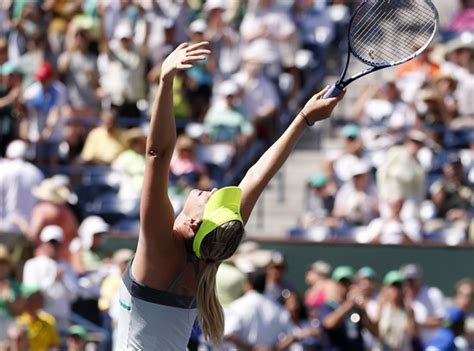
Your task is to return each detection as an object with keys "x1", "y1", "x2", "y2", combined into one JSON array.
[{"x1": 0, "y1": 0, "x2": 472, "y2": 350}]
